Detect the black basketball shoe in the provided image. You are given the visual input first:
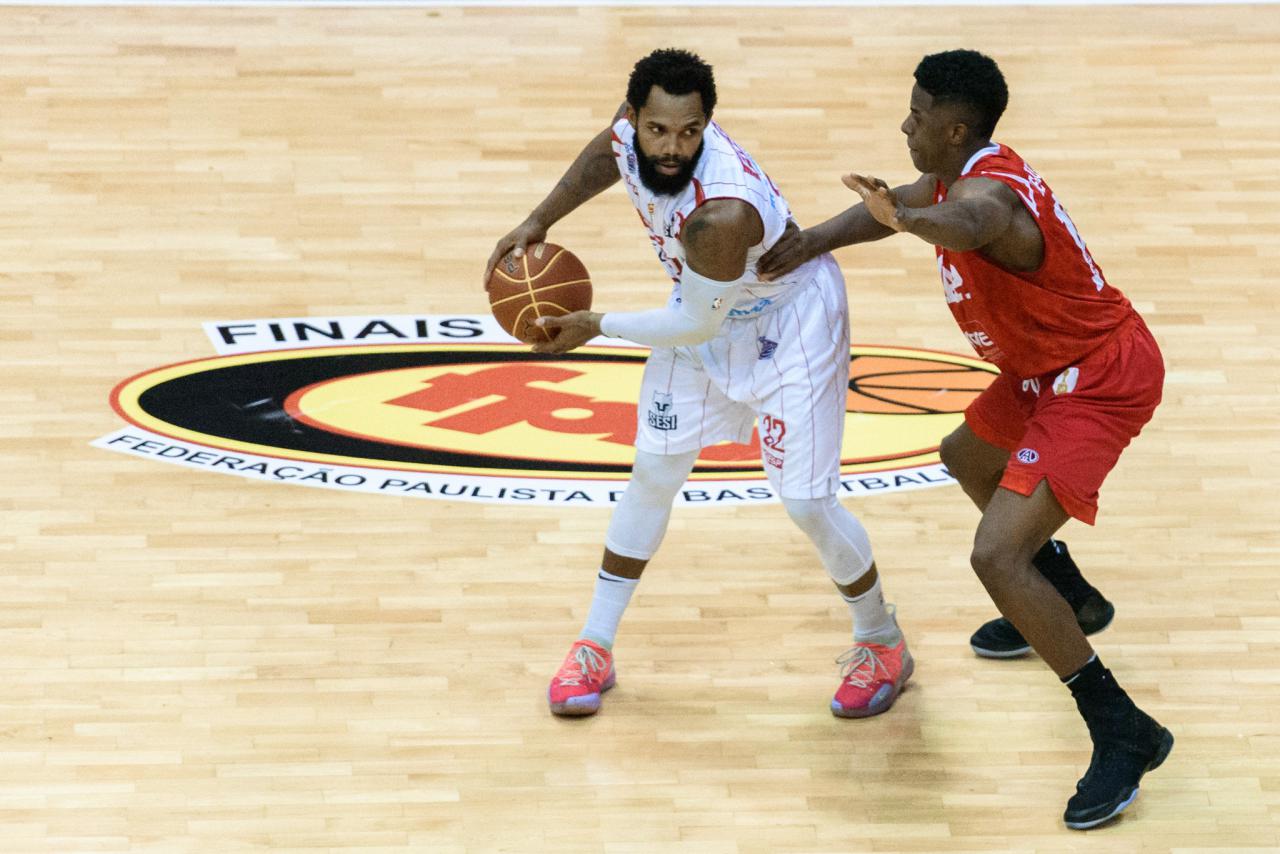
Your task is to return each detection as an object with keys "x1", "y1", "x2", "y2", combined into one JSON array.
[
  {"x1": 970, "y1": 541, "x2": 1115, "y2": 658},
  {"x1": 1065, "y1": 706, "x2": 1174, "y2": 829}
]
